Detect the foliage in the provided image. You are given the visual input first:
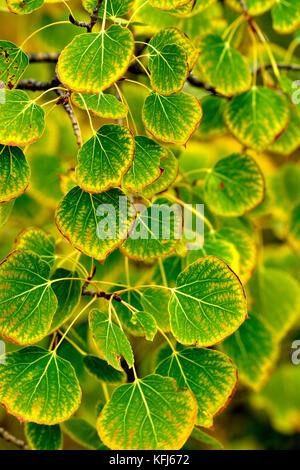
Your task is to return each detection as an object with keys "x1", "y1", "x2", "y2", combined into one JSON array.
[{"x1": 0, "y1": 0, "x2": 300, "y2": 452}]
